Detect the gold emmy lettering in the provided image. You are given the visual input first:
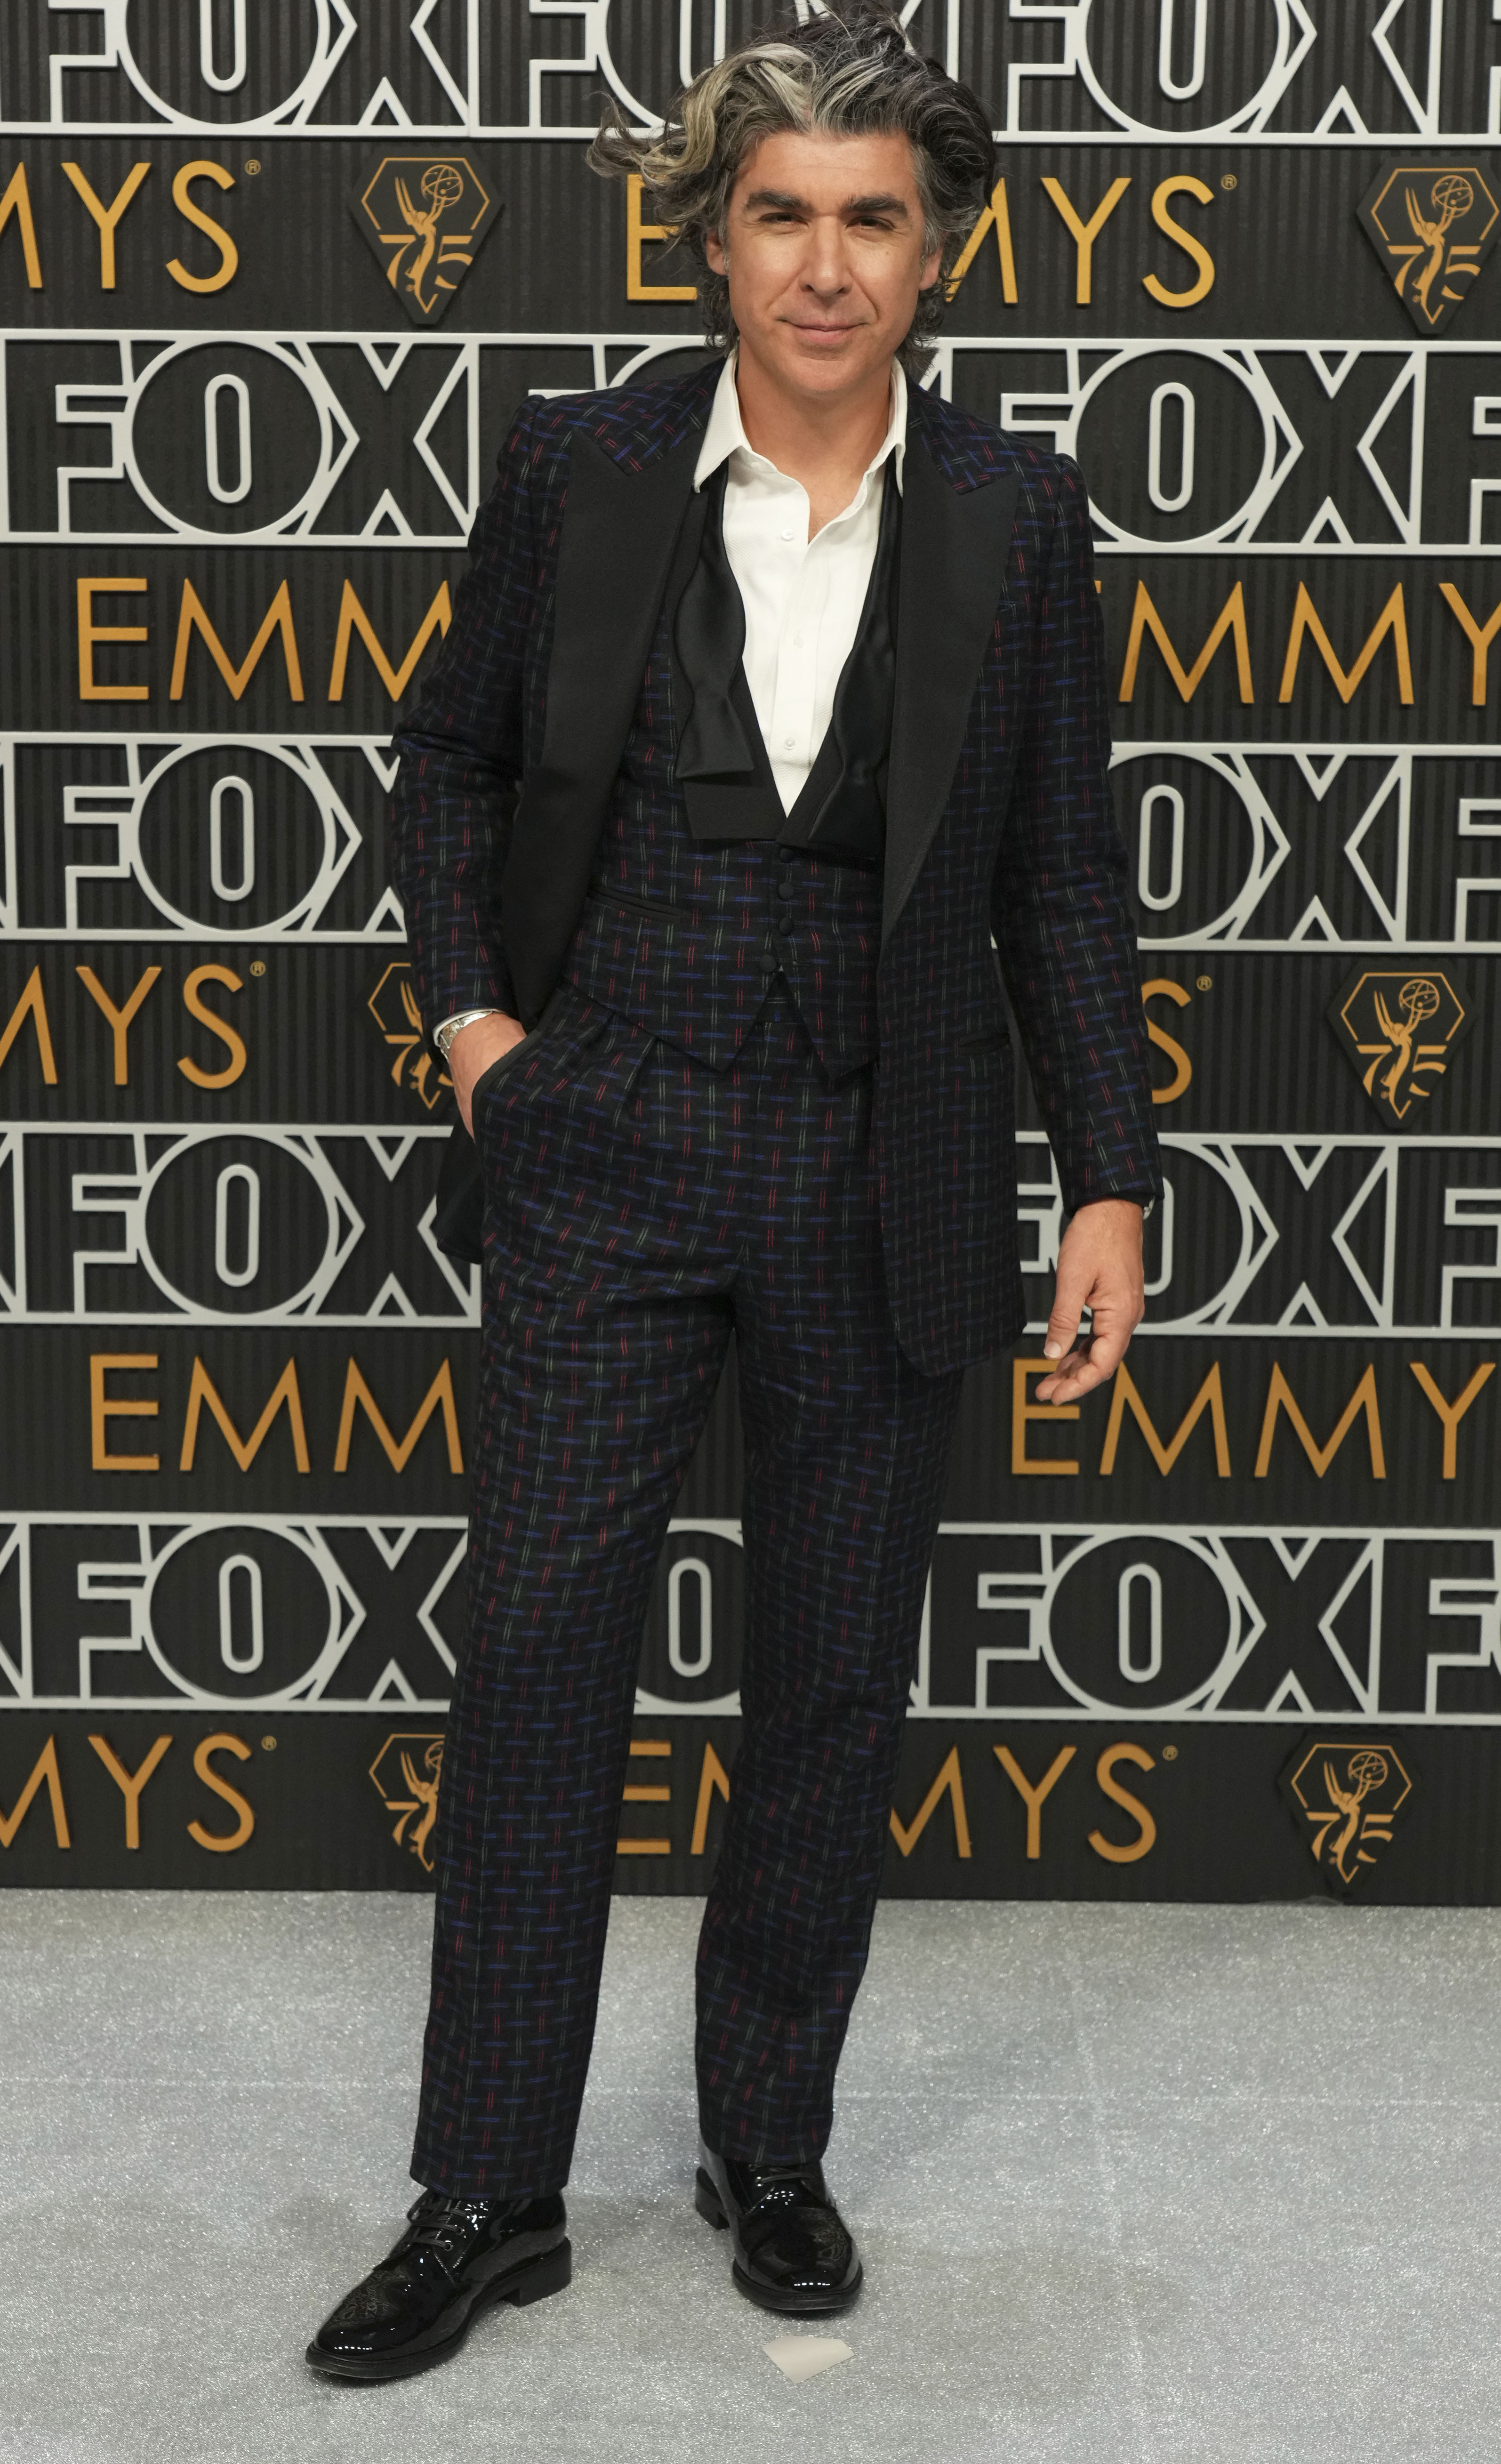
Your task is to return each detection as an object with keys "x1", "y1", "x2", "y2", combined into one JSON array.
[
  {"x1": 327, "y1": 579, "x2": 452, "y2": 702},
  {"x1": 76, "y1": 964, "x2": 161, "y2": 1086},
  {"x1": 1011, "y1": 1357, "x2": 1080, "y2": 1475},
  {"x1": 1099, "y1": 1359, "x2": 1231, "y2": 1477},
  {"x1": 1408, "y1": 1360, "x2": 1496, "y2": 1480},
  {"x1": 0, "y1": 161, "x2": 43, "y2": 287},
  {"x1": 1141, "y1": 979, "x2": 1193, "y2": 1105},
  {"x1": 166, "y1": 161, "x2": 238, "y2": 294},
  {"x1": 87, "y1": 1734, "x2": 172, "y2": 1850},
  {"x1": 1254, "y1": 1363, "x2": 1386, "y2": 1481},
  {"x1": 1437, "y1": 583, "x2": 1501, "y2": 705},
  {"x1": 1118, "y1": 580, "x2": 1253, "y2": 703},
  {"x1": 333, "y1": 1359, "x2": 465, "y2": 1475},
  {"x1": 1040, "y1": 175, "x2": 1132, "y2": 305},
  {"x1": 945, "y1": 178, "x2": 1018, "y2": 304},
  {"x1": 0, "y1": 1739, "x2": 71, "y2": 1850},
  {"x1": 1278, "y1": 581, "x2": 1413, "y2": 706},
  {"x1": 179, "y1": 1358, "x2": 311, "y2": 1474},
  {"x1": 0, "y1": 967, "x2": 59, "y2": 1085},
  {"x1": 177, "y1": 964, "x2": 247, "y2": 1090},
  {"x1": 1088, "y1": 1743, "x2": 1157, "y2": 1864},
  {"x1": 61, "y1": 160, "x2": 151, "y2": 289},
  {"x1": 626, "y1": 173, "x2": 696, "y2": 302},
  {"x1": 993, "y1": 1743, "x2": 1075, "y2": 1859},
  {"x1": 690, "y1": 1741, "x2": 732, "y2": 1855},
  {"x1": 170, "y1": 578, "x2": 304, "y2": 703},
  {"x1": 90, "y1": 1353, "x2": 160, "y2": 1473},
  {"x1": 1142, "y1": 174, "x2": 1215, "y2": 307},
  {"x1": 187, "y1": 1733, "x2": 255, "y2": 1852},
  {"x1": 890, "y1": 1745, "x2": 972, "y2": 1858},
  {"x1": 619, "y1": 1739, "x2": 672, "y2": 1856},
  {"x1": 77, "y1": 577, "x2": 149, "y2": 701}
]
